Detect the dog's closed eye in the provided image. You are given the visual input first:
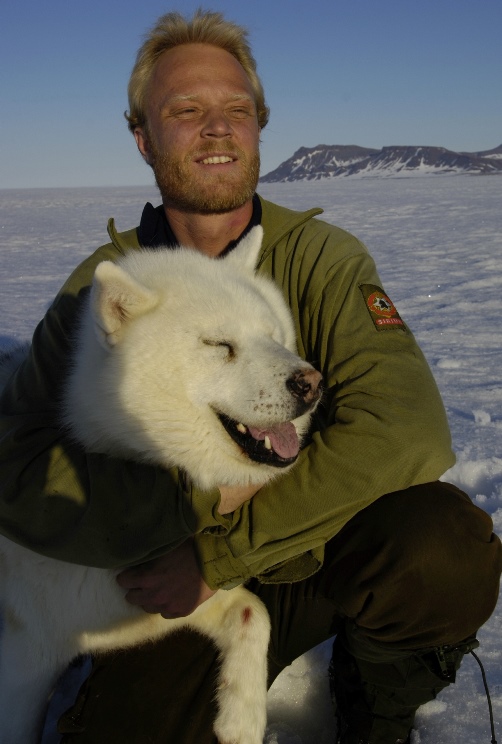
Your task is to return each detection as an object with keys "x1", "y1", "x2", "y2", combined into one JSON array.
[{"x1": 202, "y1": 338, "x2": 236, "y2": 361}]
